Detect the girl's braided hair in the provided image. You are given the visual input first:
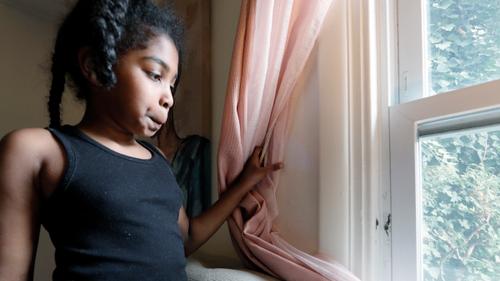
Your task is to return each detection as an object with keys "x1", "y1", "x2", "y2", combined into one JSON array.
[{"x1": 47, "y1": 0, "x2": 184, "y2": 128}]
